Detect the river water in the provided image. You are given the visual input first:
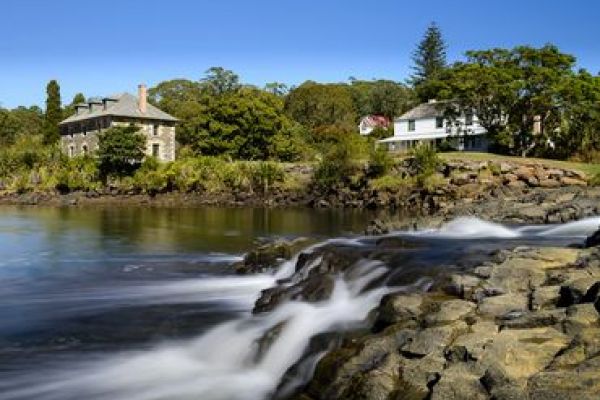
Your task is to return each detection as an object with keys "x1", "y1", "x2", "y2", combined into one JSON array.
[{"x1": 0, "y1": 206, "x2": 598, "y2": 400}]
